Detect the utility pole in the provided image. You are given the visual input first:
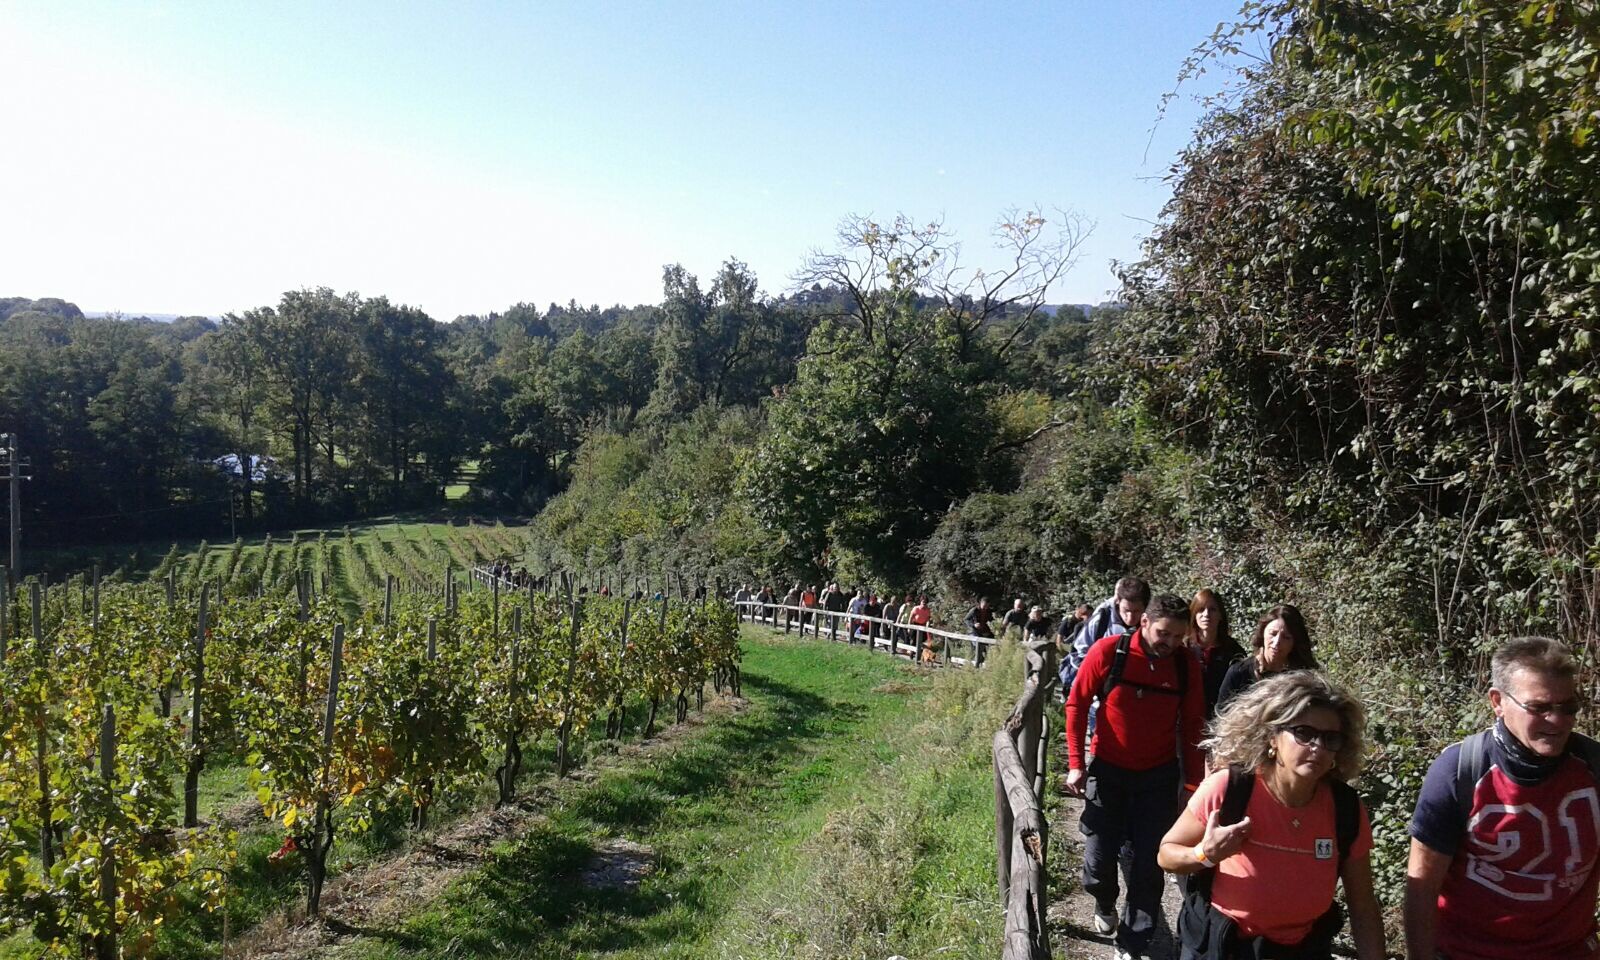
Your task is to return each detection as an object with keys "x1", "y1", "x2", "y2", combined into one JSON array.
[{"x1": 2, "y1": 434, "x2": 29, "y2": 584}]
